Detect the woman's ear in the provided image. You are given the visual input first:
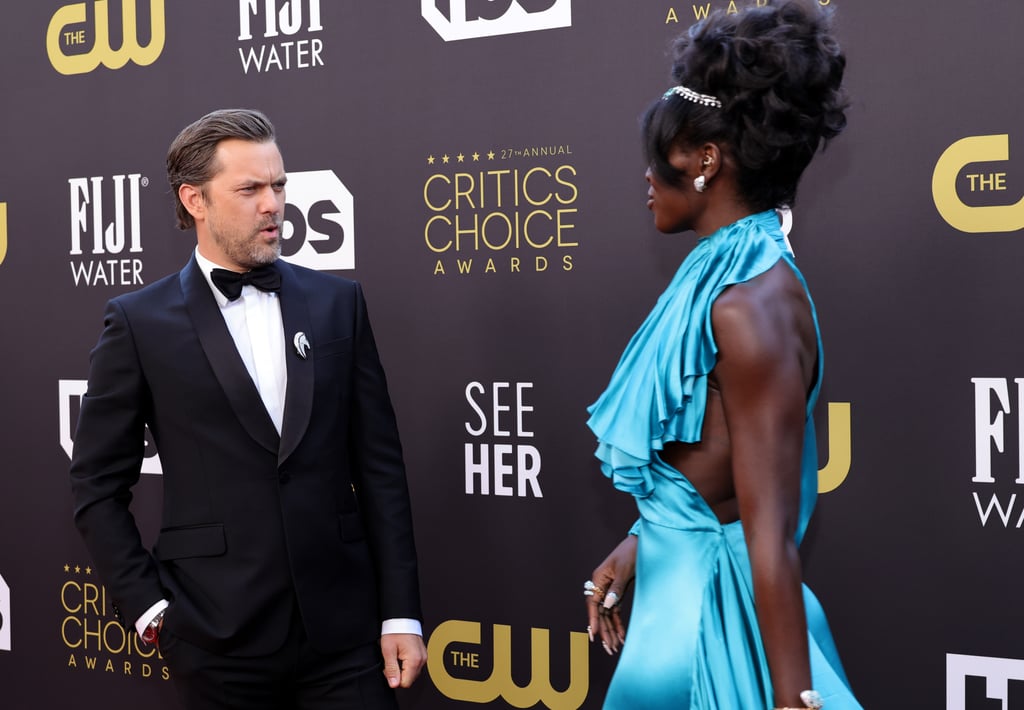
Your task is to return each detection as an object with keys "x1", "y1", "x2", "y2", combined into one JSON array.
[{"x1": 699, "y1": 143, "x2": 723, "y2": 180}]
